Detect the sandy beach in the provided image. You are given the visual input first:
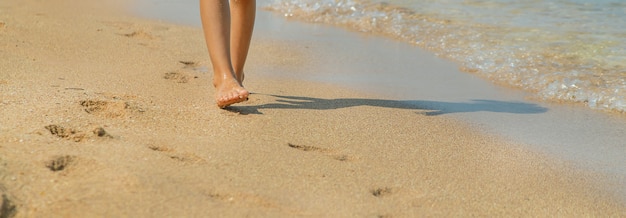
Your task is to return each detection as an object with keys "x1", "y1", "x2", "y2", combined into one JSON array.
[{"x1": 1, "y1": 0, "x2": 625, "y2": 217}]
